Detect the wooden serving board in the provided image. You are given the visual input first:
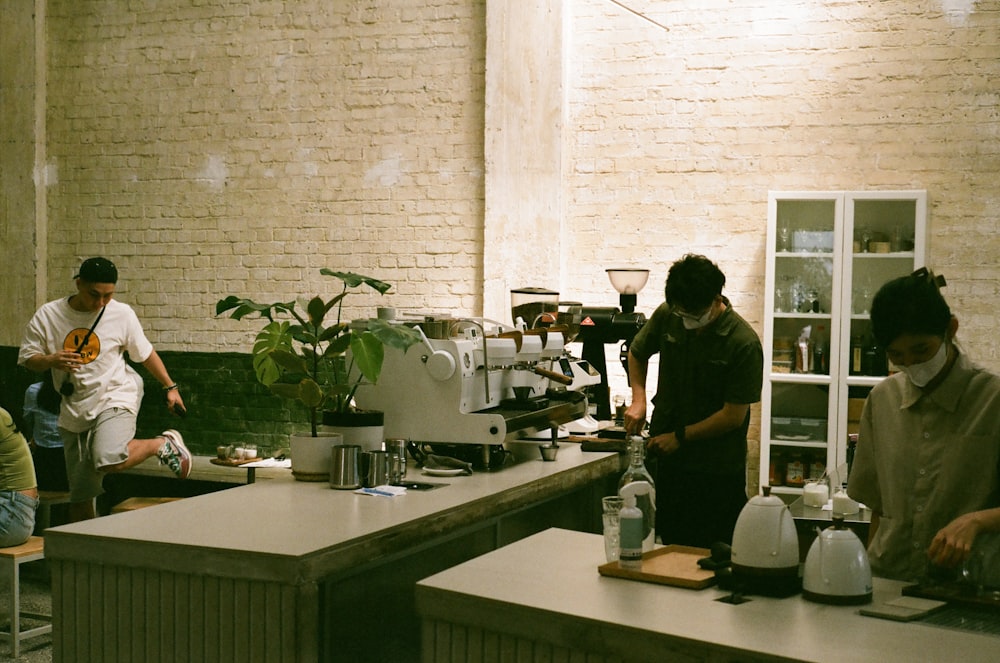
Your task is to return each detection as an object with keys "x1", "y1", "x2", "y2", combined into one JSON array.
[
  {"x1": 598, "y1": 544, "x2": 716, "y2": 589},
  {"x1": 210, "y1": 456, "x2": 261, "y2": 467}
]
